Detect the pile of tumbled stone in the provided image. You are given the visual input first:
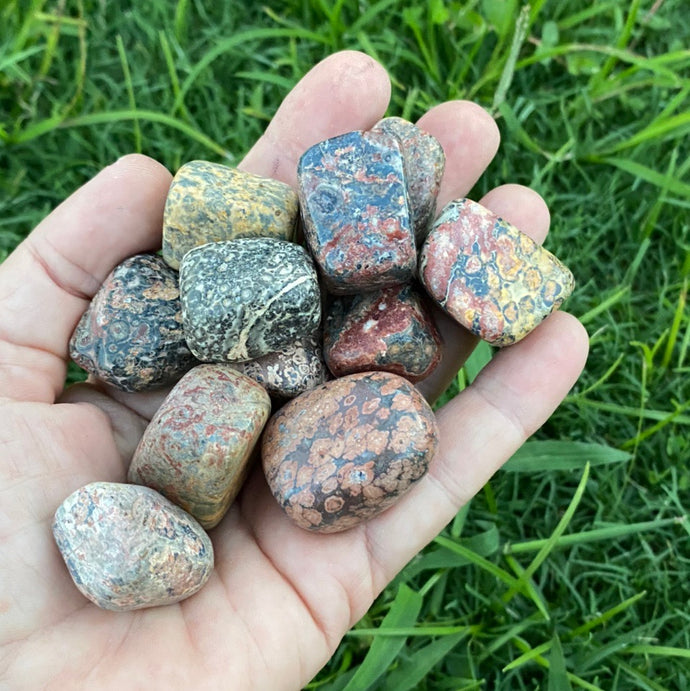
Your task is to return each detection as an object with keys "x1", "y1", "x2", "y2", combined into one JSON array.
[{"x1": 53, "y1": 117, "x2": 574, "y2": 611}]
